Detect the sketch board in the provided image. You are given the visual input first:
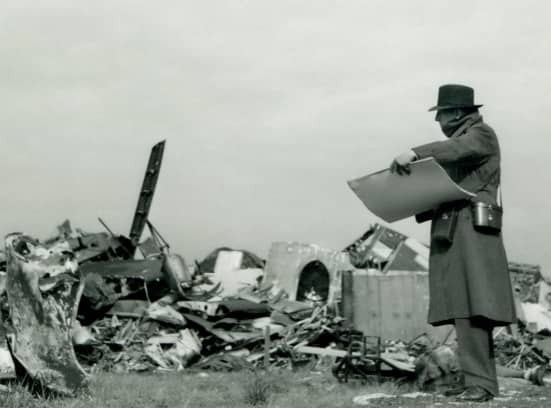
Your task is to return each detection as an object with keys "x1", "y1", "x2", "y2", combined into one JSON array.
[{"x1": 347, "y1": 157, "x2": 475, "y2": 222}]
